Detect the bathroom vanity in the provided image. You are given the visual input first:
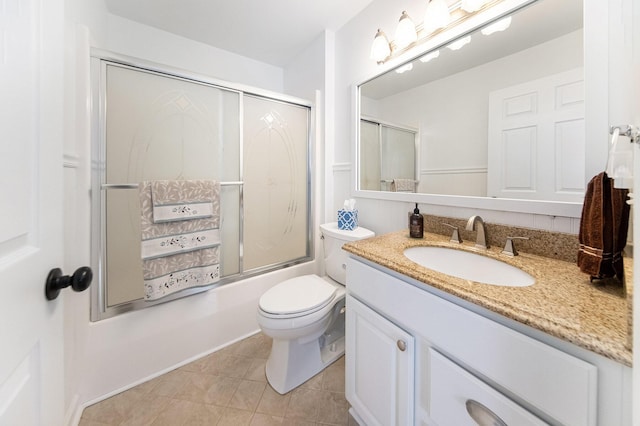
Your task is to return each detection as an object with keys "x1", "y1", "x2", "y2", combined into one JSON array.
[{"x1": 343, "y1": 231, "x2": 632, "y2": 426}]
